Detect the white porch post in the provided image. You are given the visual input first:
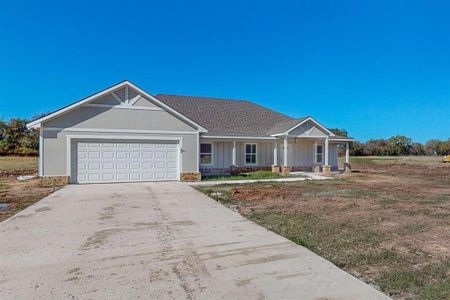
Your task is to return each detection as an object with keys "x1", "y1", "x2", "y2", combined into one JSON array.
[
  {"x1": 283, "y1": 135, "x2": 288, "y2": 167},
  {"x1": 39, "y1": 127, "x2": 43, "y2": 176},
  {"x1": 273, "y1": 142, "x2": 278, "y2": 165},
  {"x1": 324, "y1": 137, "x2": 329, "y2": 166},
  {"x1": 232, "y1": 141, "x2": 237, "y2": 166},
  {"x1": 345, "y1": 142, "x2": 350, "y2": 164}
]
